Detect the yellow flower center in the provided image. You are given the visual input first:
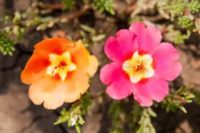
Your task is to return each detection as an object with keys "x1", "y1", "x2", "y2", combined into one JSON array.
[
  {"x1": 46, "y1": 51, "x2": 77, "y2": 81},
  {"x1": 122, "y1": 51, "x2": 154, "y2": 83}
]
